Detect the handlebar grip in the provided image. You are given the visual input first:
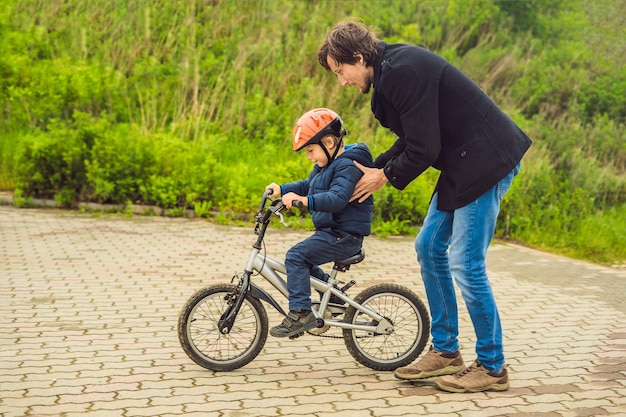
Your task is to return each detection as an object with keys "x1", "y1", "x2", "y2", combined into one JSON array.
[
  {"x1": 258, "y1": 189, "x2": 274, "y2": 215},
  {"x1": 292, "y1": 200, "x2": 304, "y2": 209}
]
